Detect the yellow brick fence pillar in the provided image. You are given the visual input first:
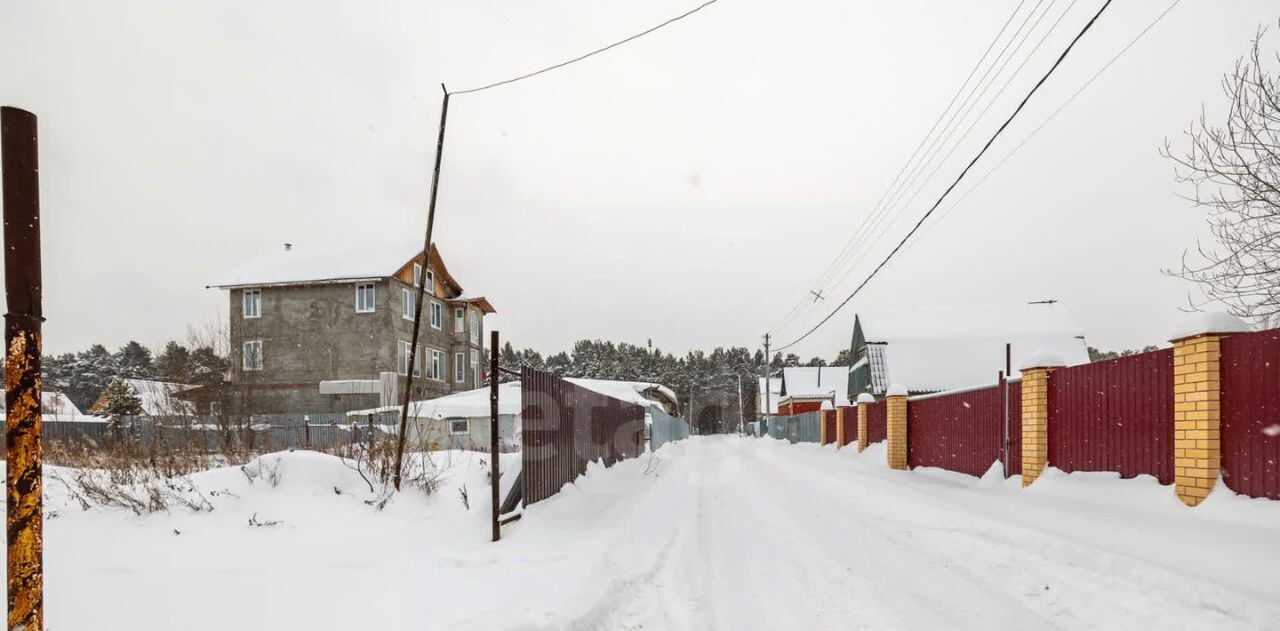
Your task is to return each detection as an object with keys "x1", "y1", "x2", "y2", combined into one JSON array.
[
  {"x1": 856, "y1": 397, "x2": 870, "y2": 452},
  {"x1": 886, "y1": 384, "x2": 908, "y2": 470},
  {"x1": 855, "y1": 393, "x2": 874, "y2": 452},
  {"x1": 835, "y1": 406, "x2": 845, "y2": 448},
  {"x1": 1170, "y1": 313, "x2": 1250, "y2": 506},
  {"x1": 1020, "y1": 353, "x2": 1064, "y2": 487}
]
